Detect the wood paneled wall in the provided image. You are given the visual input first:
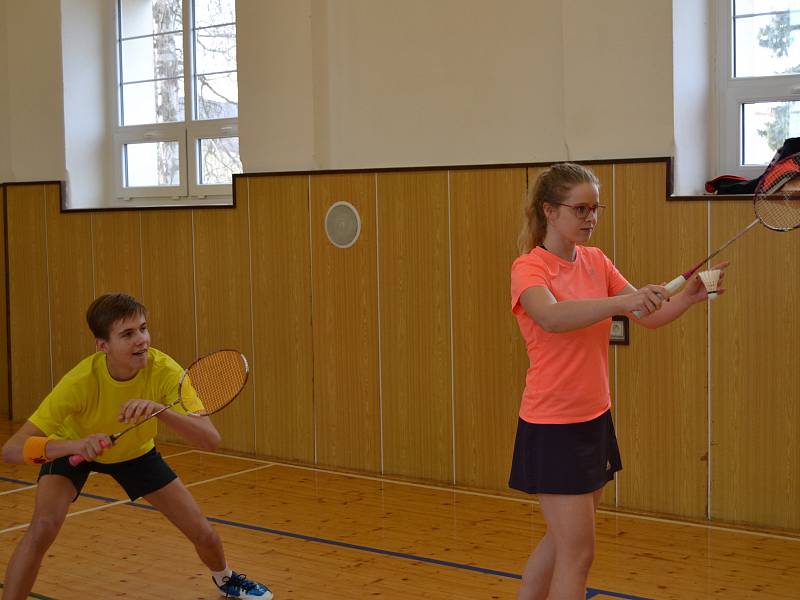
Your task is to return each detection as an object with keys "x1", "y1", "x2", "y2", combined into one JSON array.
[
  {"x1": 2, "y1": 161, "x2": 798, "y2": 533},
  {"x1": 615, "y1": 163, "x2": 709, "y2": 519},
  {"x1": 710, "y1": 201, "x2": 800, "y2": 530},
  {"x1": 378, "y1": 171, "x2": 452, "y2": 482},
  {"x1": 0, "y1": 186, "x2": 8, "y2": 419},
  {"x1": 450, "y1": 168, "x2": 528, "y2": 491}
]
